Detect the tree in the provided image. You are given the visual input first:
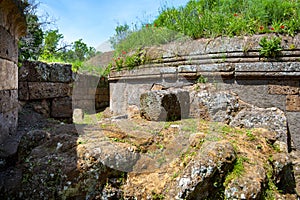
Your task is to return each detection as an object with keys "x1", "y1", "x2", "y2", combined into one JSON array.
[
  {"x1": 40, "y1": 29, "x2": 64, "y2": 59},
  {"x1": 109, "y1": 24, "x2": 131, "y2": 49},
  {"x1": 18, "y1": 7, "x2": 44, "y2": 61},
  {"x1": 72, "y1": 39, "x2": 96, "y2": 61},
  {"x1": 19, "y1": 0, "x2": 54, "y2": 62}
]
